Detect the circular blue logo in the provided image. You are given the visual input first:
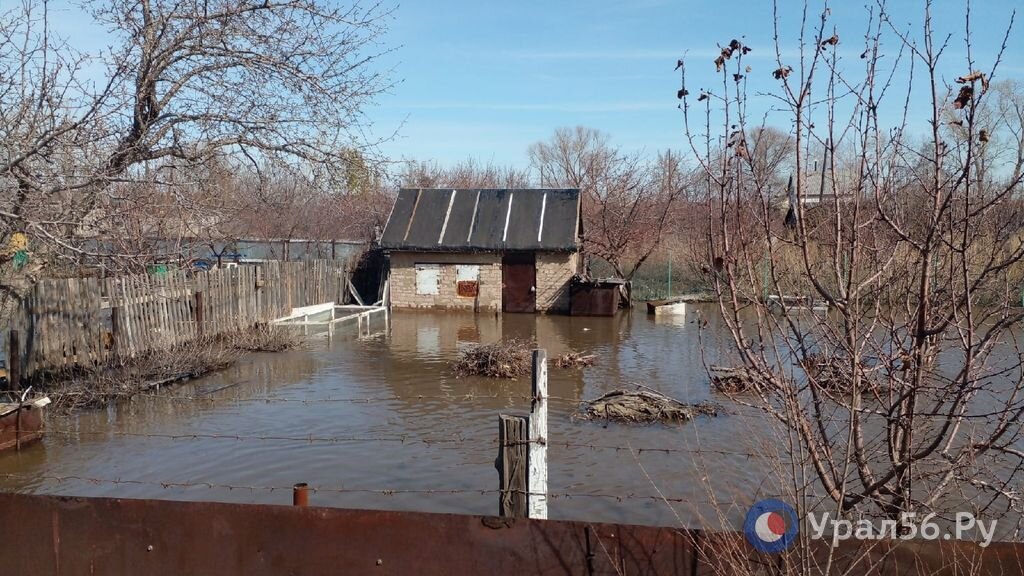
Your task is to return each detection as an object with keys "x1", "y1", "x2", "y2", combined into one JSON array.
[{"x1": 743, "y1": 499, "x2": 799, "y2": 553}]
